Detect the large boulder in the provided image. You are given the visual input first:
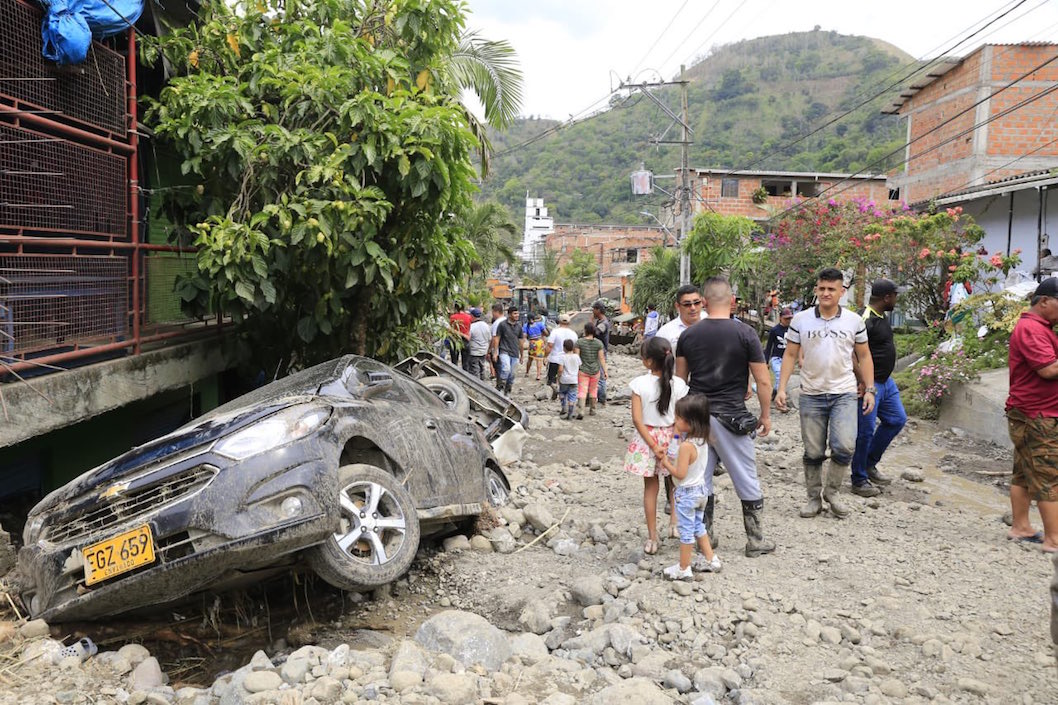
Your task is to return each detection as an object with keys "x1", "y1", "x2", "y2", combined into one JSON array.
[{"x1": 414, "y1": 610, "x2": 511, "y2": 672}]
